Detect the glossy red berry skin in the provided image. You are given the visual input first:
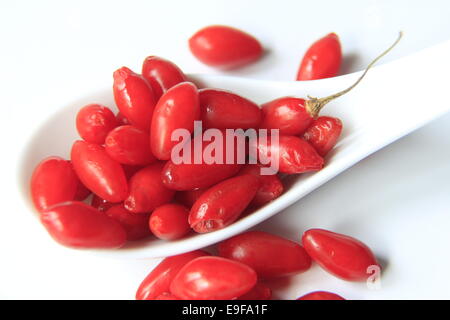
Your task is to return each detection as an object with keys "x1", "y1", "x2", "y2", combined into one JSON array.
[
  {"x1": 149, "y1": 204, "x2": 190, "y2": 240},
  {"x1": 161, "y1": 135, "x2": 242, "y2": 191},
  {"x1": 259, "y1": 97, "x2": 313, "y2": 135},
  {"x1": 30, "y1": 157, "x2": 79, "y2": 212},
  {"x1": 40, "y1": 201, "x2": 127, "y2": 249},
  {"x1": 162, "y1": 161, "x2": 242, "y2": 191},
  {"x1": 124, "y1": 162, "x2": 175, "y2": 213},
  {"x1": 105, "y1": 205, "x2": 151, "y2": 241},
  {"x1": 302, "y1": 229, "x2": 380, "y2": 282},
  {"x1": 170, "y1": 256, "x2": 257, "y2": 300},
  {"x1": 253, "y1": 135, "x2": 324, "y2": 174},
  {"x1": 76, "y1": 104, "x2": 118, "y2": 144},
  {"x1": 238, "y1": 282, "x2": 272, "y2": 300},
  {"x1": 297, "y1": 291, "x2": 345, "y2": 300},
  {"x1": 199, "y1": 89, "x2": 262, "y2": 129},
  {"x1": 136, "y1": 250, "x2": 209, "y2": 300},
  {"x1": 303, "y1": 116, "x2": 343, "y2": 156},
  {"x1": 113, "y1": 67, "x2": 157, "y2": 131},
  {"x1": 189, "y1": 174, "x2": 260, "y2": 233},
  {"x1": 297, "y1": 33, "x2": 342, "y2": 81},
  {"x1": 105, "y1": 125, "x2": 156, "y2": 166},
  {"x1": 71, "y1": 140, "x2": 128, "y2": 203},
  {"x1": 238, "y1": 164, "x2": 284, "y2": 208},
  {"x1": 219, "y1": 231, "x2": 311, "y2": 279},
  {"x1": 189, "y1": 25, "x2": 263, "y2": 70},
  {"x1": 150, "y1": 82, "x2": 200, "y2": 160},
  {"x1": 142, "y1": 56, "x2": 187, "y2": 100}
]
